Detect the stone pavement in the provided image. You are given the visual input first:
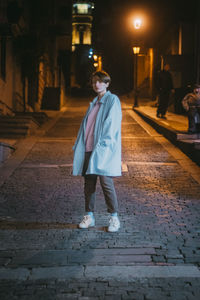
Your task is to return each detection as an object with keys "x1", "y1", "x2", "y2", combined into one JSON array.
[{"x1": 0, "y1": 97, "x2": 200, "y2": 299}]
